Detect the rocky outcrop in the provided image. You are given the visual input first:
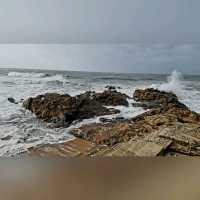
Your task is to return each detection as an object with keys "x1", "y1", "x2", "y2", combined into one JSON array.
[
  {"x1": 105, "y1": 85, "x2": 122, "y2": 90},
  {"x1": 93, "y1": 90, "x2": 129, "y2": 106},
  {"x1": 24, "y1": 88, "x2": 200, "y2": 157},
  {"x1": 133, "y1": 88, "x2": 200, "y2": 122},
  {"x1": 23, "y1": 91, "x2": 122, "y2": 126},
  {"x1": 71, "y1": 88, "x2": 200, "y2": 156},
  {"x1": 8, "y1": 97, "x2": 17, "y2": 104},
  {"x1": 133, "y1": 88, "x2": 187, "y2": 109},
  {"x1": 133, "y1": 88, "x2": 178, "y2": 104}
]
